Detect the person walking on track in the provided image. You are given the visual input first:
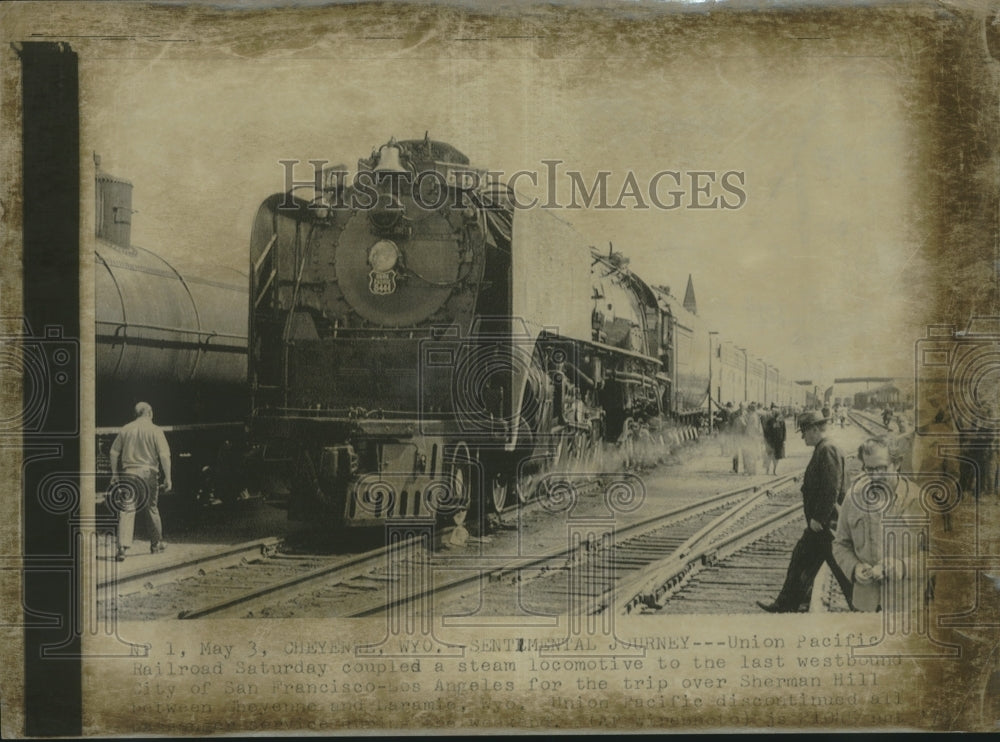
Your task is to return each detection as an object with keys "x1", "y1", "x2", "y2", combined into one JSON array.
[
  {"x1": 756, "y1": 410, "x2": 853, "y2": 612},
  {"x1": 109, "y1": 401, "x2": 171, "y2": 561},
  {"x1": 742, "y1": 403, "x2": 764, "y2": 475}
]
